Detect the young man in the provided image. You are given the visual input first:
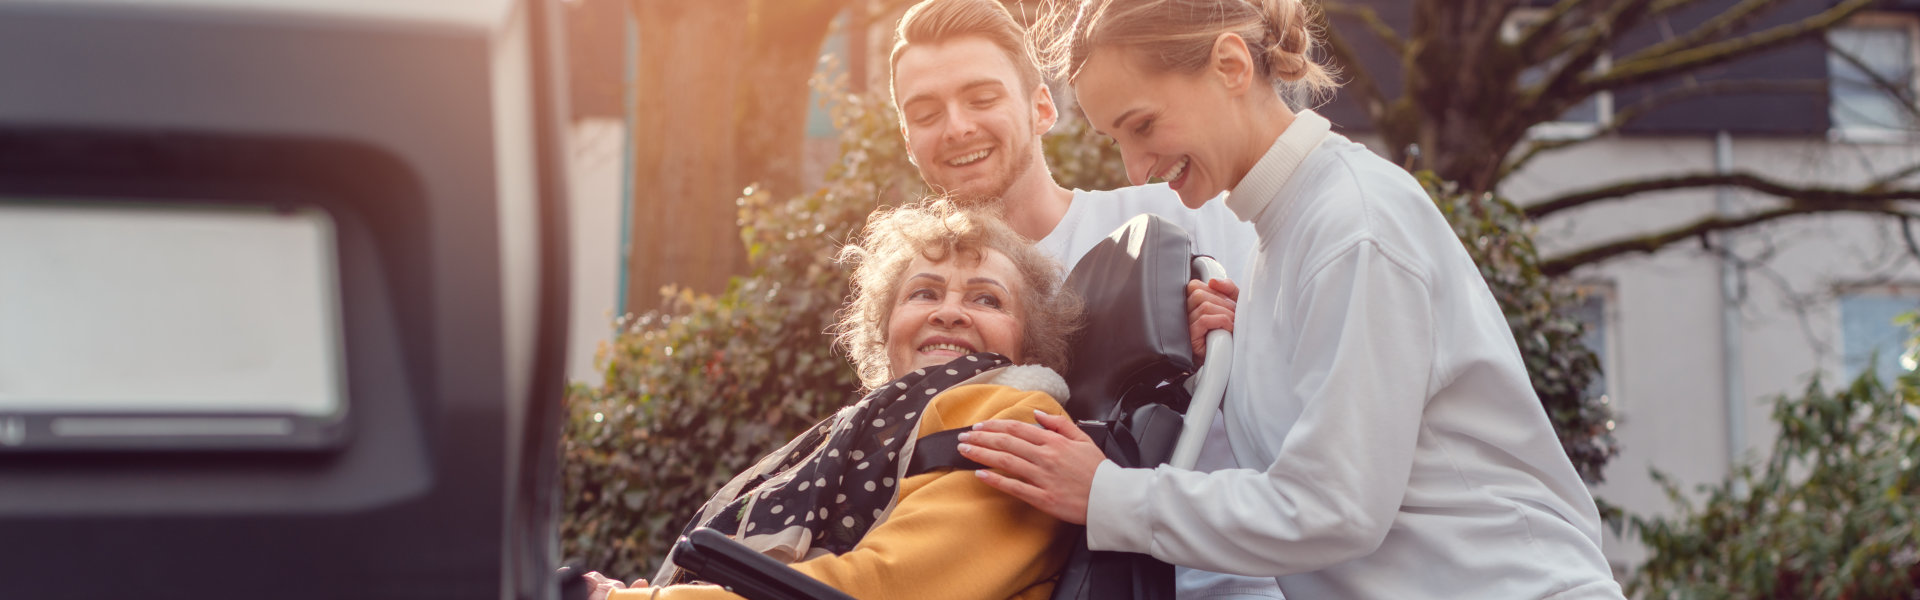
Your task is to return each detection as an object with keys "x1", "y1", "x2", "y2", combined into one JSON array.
[{"x1": 886, "y1": 2, "x2": 1276, "y2": 599}]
